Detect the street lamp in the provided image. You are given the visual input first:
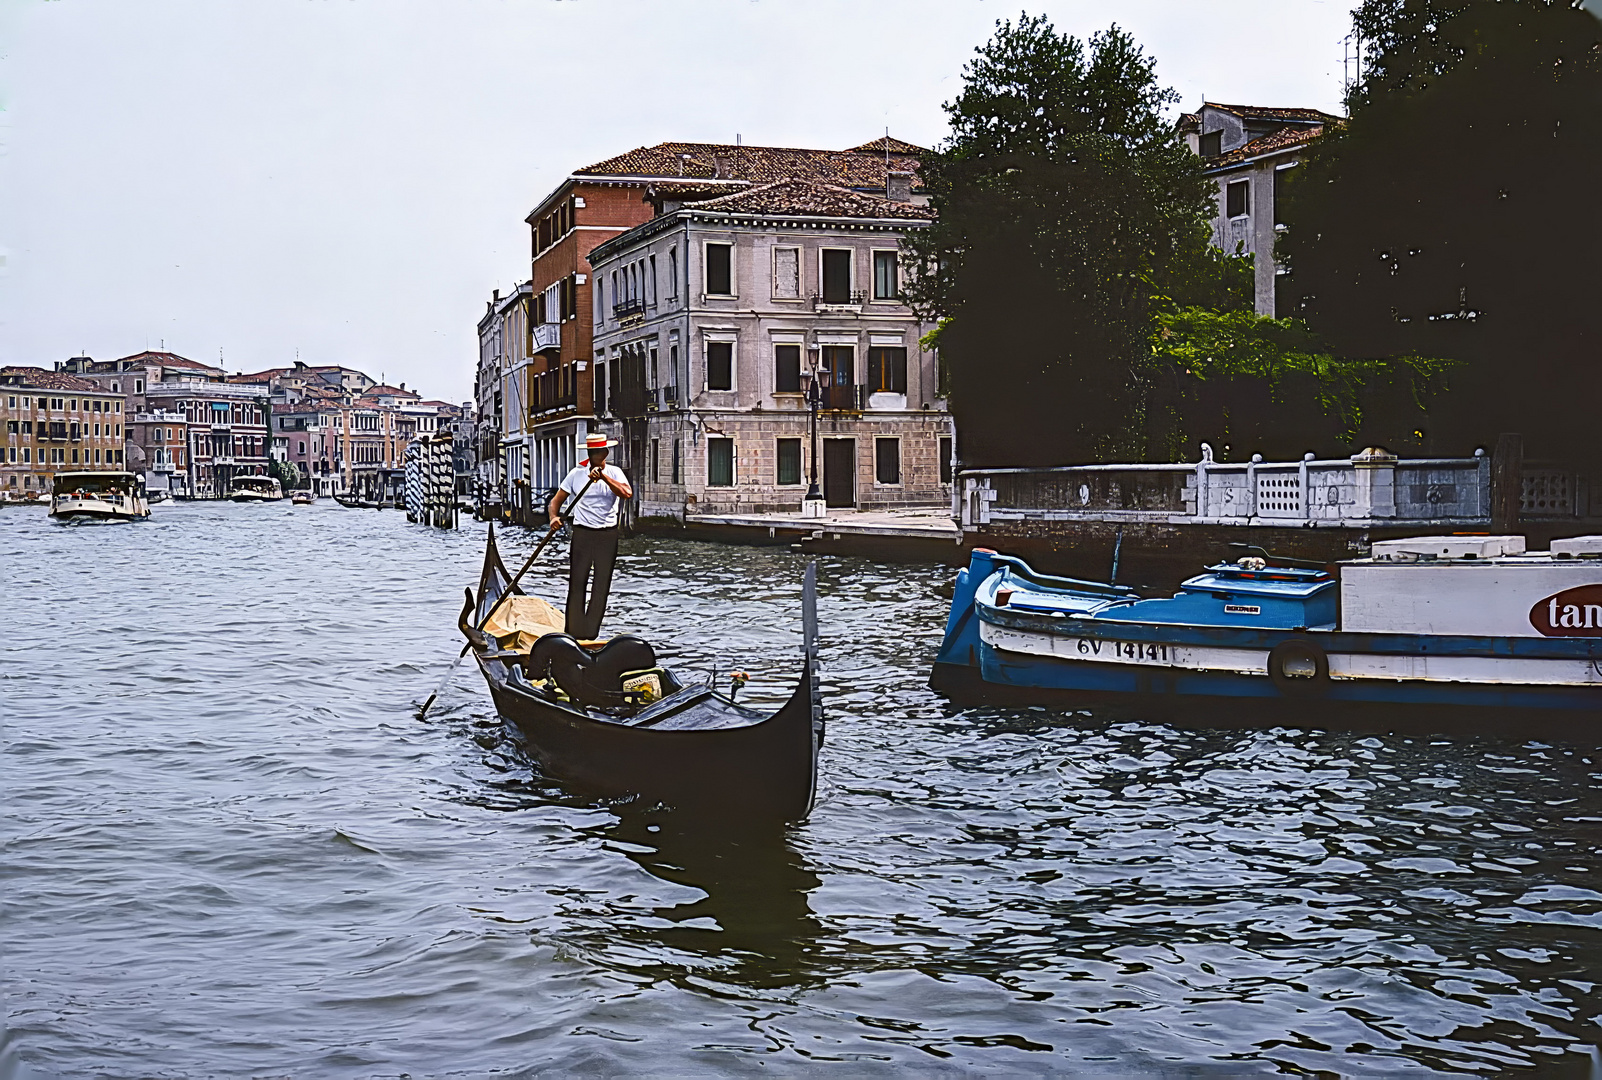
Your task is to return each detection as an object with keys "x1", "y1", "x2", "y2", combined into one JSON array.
[{"x1": 799, "y1": 363, "x2": 825, "y2": 517}]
